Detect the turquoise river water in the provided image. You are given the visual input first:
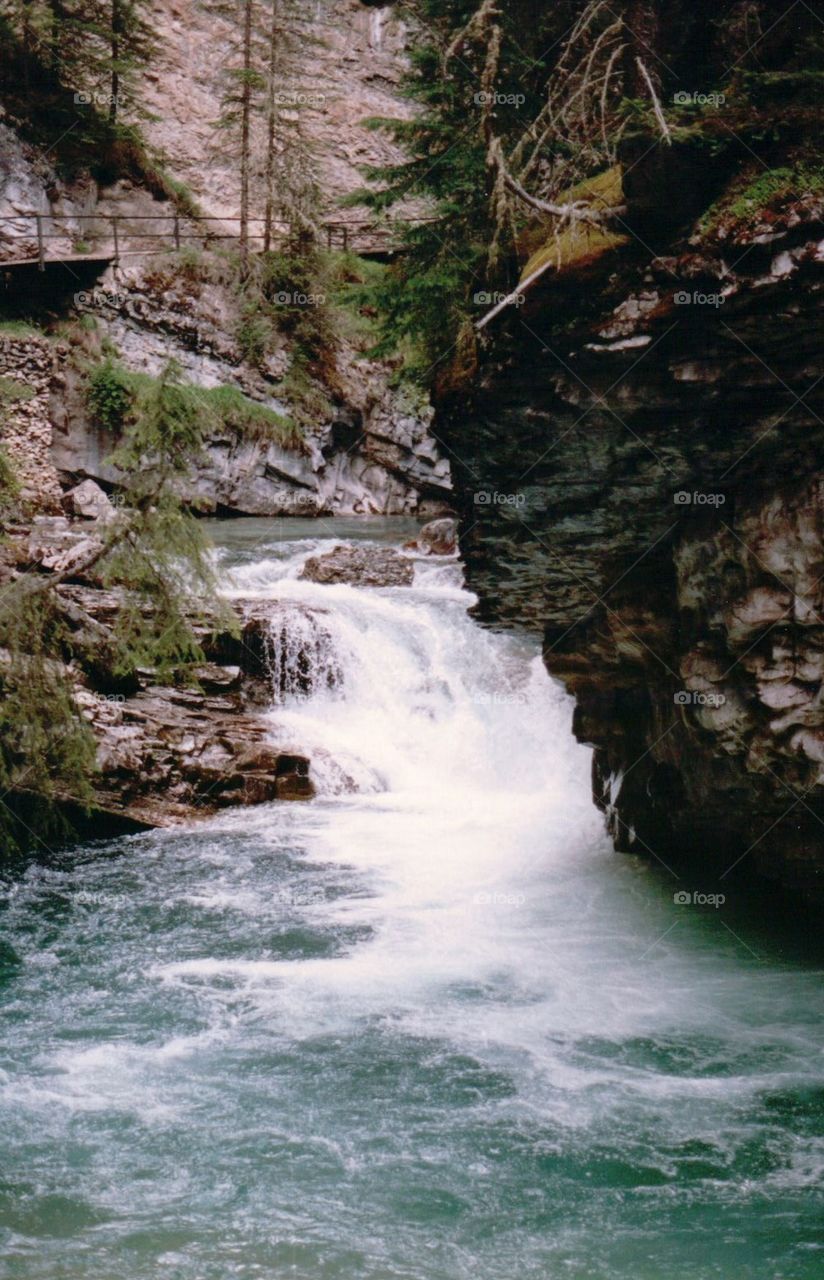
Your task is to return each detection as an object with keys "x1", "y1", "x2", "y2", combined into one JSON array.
[{"x1": 1, "y1": 519, "x2": 823, "y2": 1280}]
